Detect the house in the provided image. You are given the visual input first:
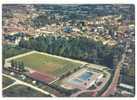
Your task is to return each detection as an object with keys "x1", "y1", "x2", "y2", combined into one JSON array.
[
  {"x1": 63, "y1": 27, "x2": 73, "y2": 33},
  {"x1": 72, "y1": 28, "x2": 80, "y2": 32},
  {"x1": 3, "y1": 32, "x2": 29, "y2": 45}
]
